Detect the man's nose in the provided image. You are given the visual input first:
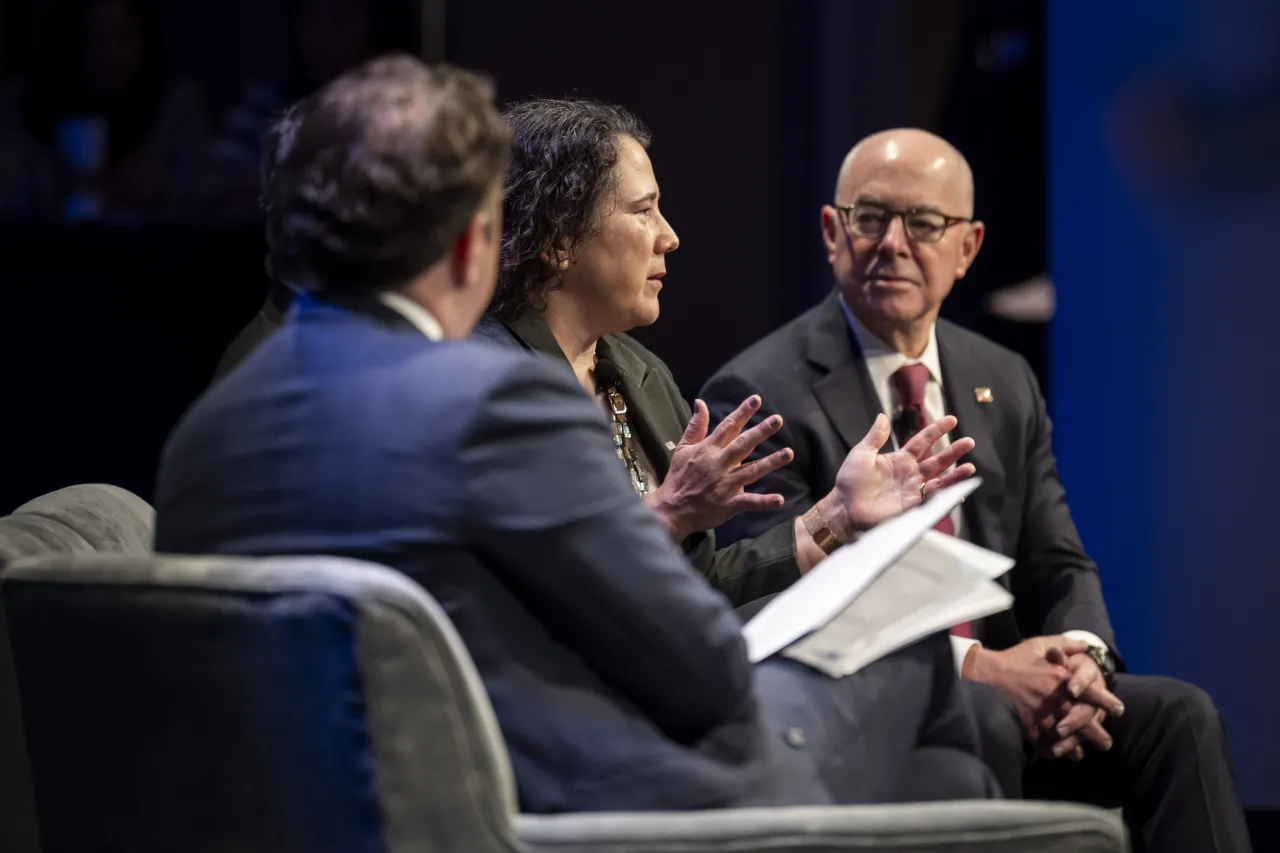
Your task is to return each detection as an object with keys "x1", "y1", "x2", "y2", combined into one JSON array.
[{"x1": 877, "y1": 215, "x2": 911, "y2": 256}]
